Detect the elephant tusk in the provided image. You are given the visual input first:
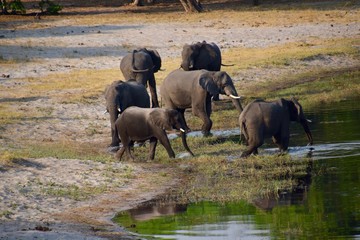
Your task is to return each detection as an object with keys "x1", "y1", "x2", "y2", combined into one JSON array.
[
  {"x1": 180, "y1": 128, "x2": 186, "y2": 133},
  {"x1": 229, "y1": 94, "x2": 242, "y2": 99},
  {"x1": 117, "y1": 107, "x2": 121, "y2": 112},
  {"x1": 103, "y1": 110, "x2": 108, "y2": 114},
  {"x1": 307, "y1": 119, "x2": 312, "y2": 123}
]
